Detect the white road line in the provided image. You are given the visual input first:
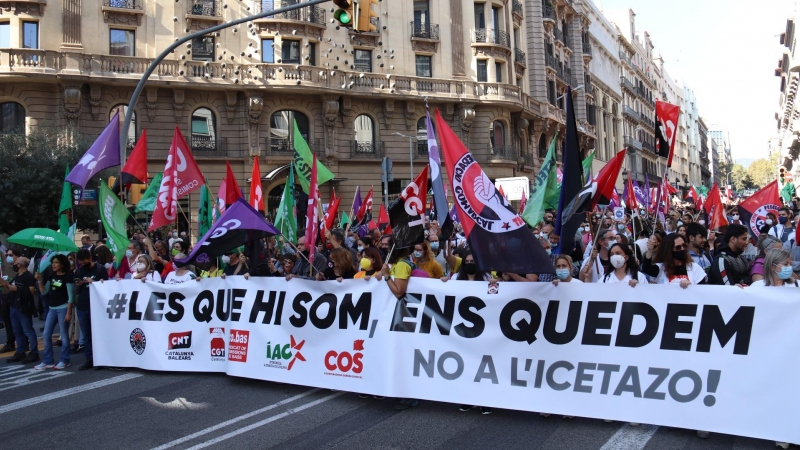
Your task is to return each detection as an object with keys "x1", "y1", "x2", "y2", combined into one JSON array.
[
  {"x1": 185, "y1": 392, "x2": 346, "y2": 450},
  {"x1": 0, "y1": 373, "x2": 142, "y2": 415},
  {"x1": 0, "y1": 368, "x2": 71, "y2": 392},
  {"x1": 0, "y1": 366, "x2": 26, "y2": 375},
  {"x1": 599, "y1": 424, "x2": 659, "y2": 450},
  {"x1": 151, "y1": 388, "x2": 321, "y2": 450}
]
